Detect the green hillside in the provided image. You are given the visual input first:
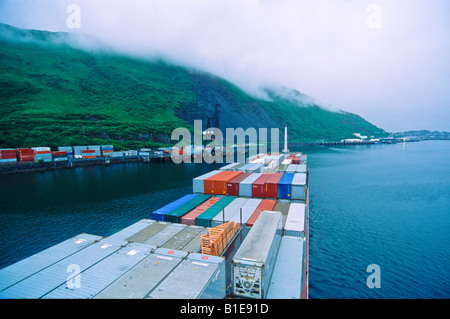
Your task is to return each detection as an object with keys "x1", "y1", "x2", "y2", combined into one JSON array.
[{"x1": 0, "y1": 23, "x2": 385, "y2": 150}]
